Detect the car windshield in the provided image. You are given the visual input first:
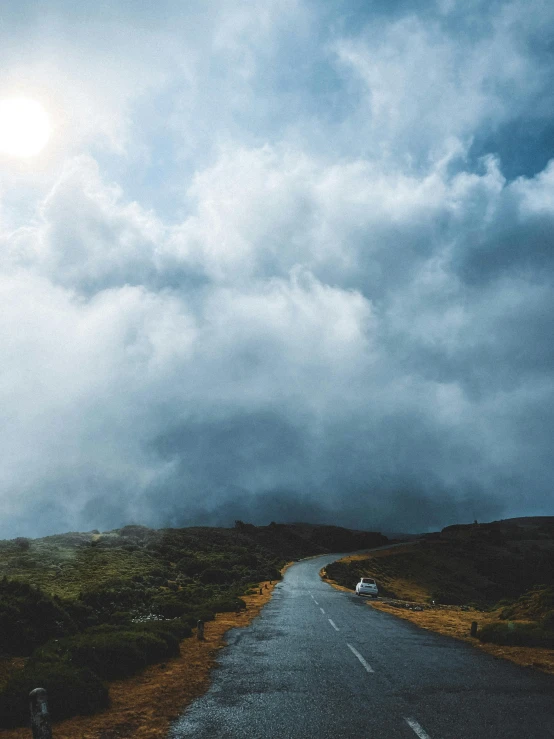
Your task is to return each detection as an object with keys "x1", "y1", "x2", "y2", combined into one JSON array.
[{"x1": 361, "y1": 578, "x2": 375, "y2": 584}]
